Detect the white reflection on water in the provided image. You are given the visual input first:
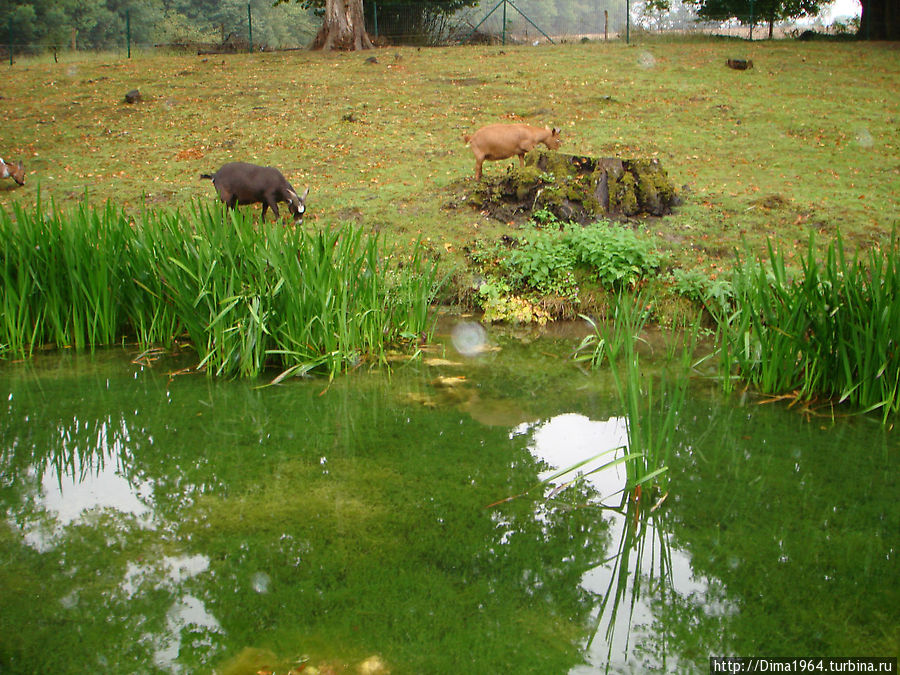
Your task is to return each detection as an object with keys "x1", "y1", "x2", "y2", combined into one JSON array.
[
  {"x1": 122, "y1": 554, "x2": 211, "y2": 596},
  {"x1": 153, "y1": 594, "x2": 223, "y2": 673},
  {"x1": 5, "y1": 410, "x2": 225, "y2": 673},
  {"x1": 516, "y1": 413, "x2": 734, "y2": 674},
  {"x1": 122, "y1": 553, "x2": 224, "y2": 673},
  {"x1": 16, "y1": 418, "x2": 156, "y2": 552},
  {"x1": 121, "y1": 554, "x2": 221, "y2": 672},
  {"x1": 512, "y1": 413, "x2": 629, "y2": 505}
]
